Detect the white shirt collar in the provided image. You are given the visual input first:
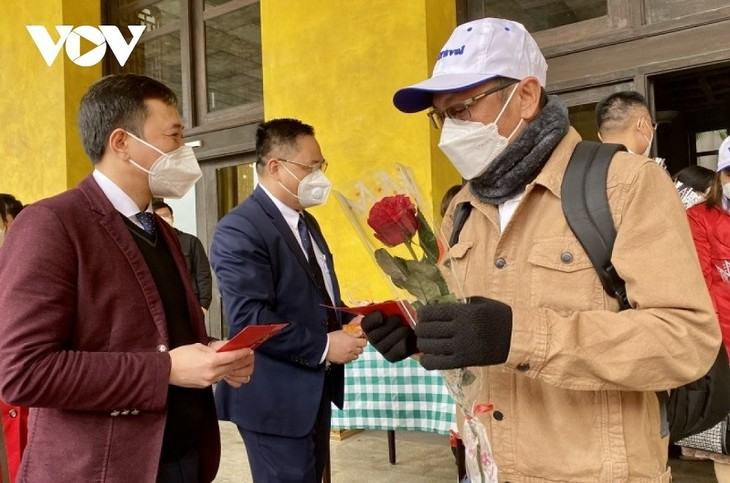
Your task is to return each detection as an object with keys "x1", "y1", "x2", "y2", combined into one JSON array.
[
  {"x1": 92, "y1": 170, "x2": 151, "y2": 226},
  {"x1": 259, "y1": 184, "x2": 301, "y2": 233}
]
